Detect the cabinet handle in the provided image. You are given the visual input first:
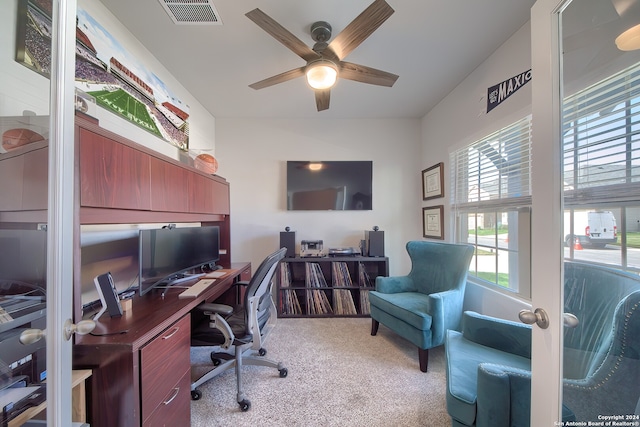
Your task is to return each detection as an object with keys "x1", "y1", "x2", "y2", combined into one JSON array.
[
  {"x1": 163, "y1": 387, "x2": 180, "y2": 405},
  {"x1": 162, "y1": 327, "x2": 179, "y2": 340}
]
